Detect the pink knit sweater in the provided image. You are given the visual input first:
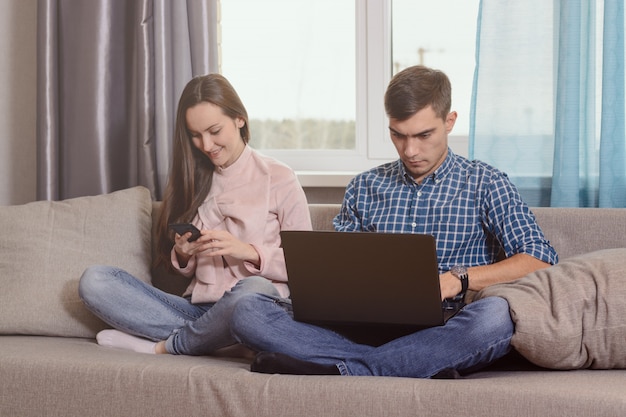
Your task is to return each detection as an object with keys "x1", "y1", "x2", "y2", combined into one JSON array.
[{"x1": 171, "y1": 146, "x2": 312, "y2": 303}]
